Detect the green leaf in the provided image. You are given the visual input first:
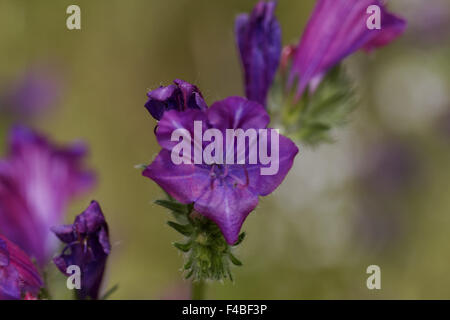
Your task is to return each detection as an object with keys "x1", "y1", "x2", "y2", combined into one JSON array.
[
  {"x1": 233, "y1": 232, "x2": 246, "y2": 246},
  {"x1": 297, "y1": 122, "x2": 332, "y2": 145},
  {"x1": 280, "y1": 64, "x2": 357, "y2": 146},
  {"x1": 301, "y1": 66, "x2": 356, "y2": 144},
  {"x1": 184, "y1": 257, "x2": 193, "y2": 270},
  {"x1": 227, "y1": 270, "x2": 234, "y2": 282},
  {"x1": 167, "y1": 221, "x2": 193, "y2": 236},
  {"x1": 229, "y1": 252, "x2": 243, "y2": 266},
  {"x1": 185, "y1": 269, "x2": 194, "y2": 279},
  {"x1": 155, "y1": 200, "x2": 188, "y2": 214},
  {"x1": 173, "y1": 241, "x2": 192, "y2": 252},
  {"x1": 156, "y1": 199, "x2": 245, "y2": 282}
]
